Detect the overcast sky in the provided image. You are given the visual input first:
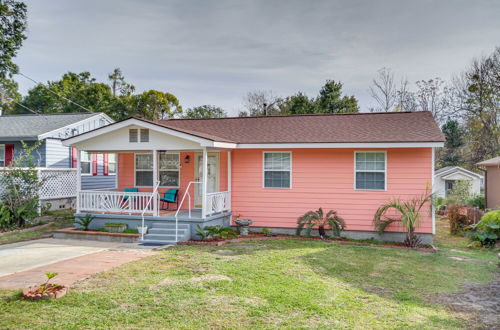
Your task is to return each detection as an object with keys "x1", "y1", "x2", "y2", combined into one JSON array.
[{"x1": 14, "y1": 0, "x2": 500, "y2": 116}]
